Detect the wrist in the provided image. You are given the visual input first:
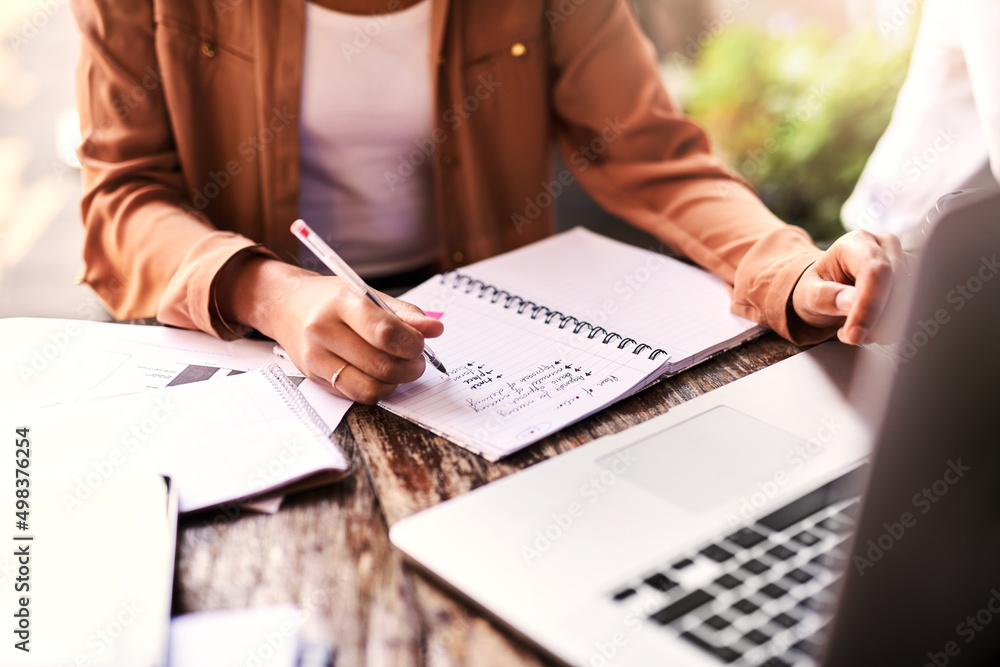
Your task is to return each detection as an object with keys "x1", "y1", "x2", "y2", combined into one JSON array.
[{"x1": 216, "y1": 253, "x2": 313, "y2": 339}]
